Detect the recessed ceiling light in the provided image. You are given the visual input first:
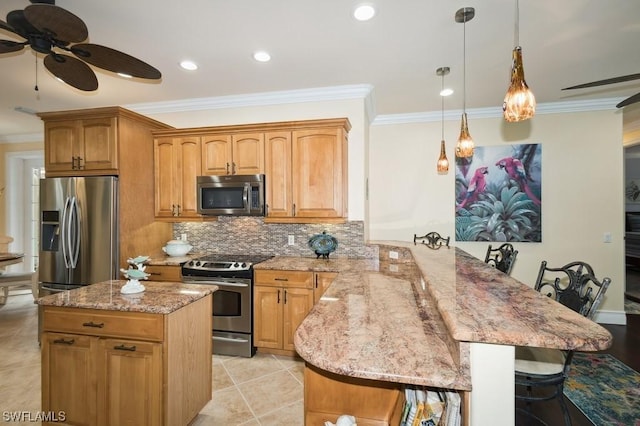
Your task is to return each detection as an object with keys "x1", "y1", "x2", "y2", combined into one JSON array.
[
  {"x1": 440, "y1": 88, "x2": 454, "y2": 97},
  {"x1": 253, "y1": 51, "x2": 271, "y2": 62},
  {"x1": 180, "y1": 60, "x2": 198, "y2": 71},
  {"x1": 353, "y1": 4, "x2": 376, "y2": 21}
]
